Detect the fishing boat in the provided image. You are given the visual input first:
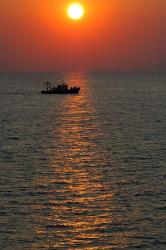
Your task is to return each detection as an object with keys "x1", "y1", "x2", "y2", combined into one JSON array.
[{"x1": 41, "y1": 81, "x2": 80, "y2": 94}]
